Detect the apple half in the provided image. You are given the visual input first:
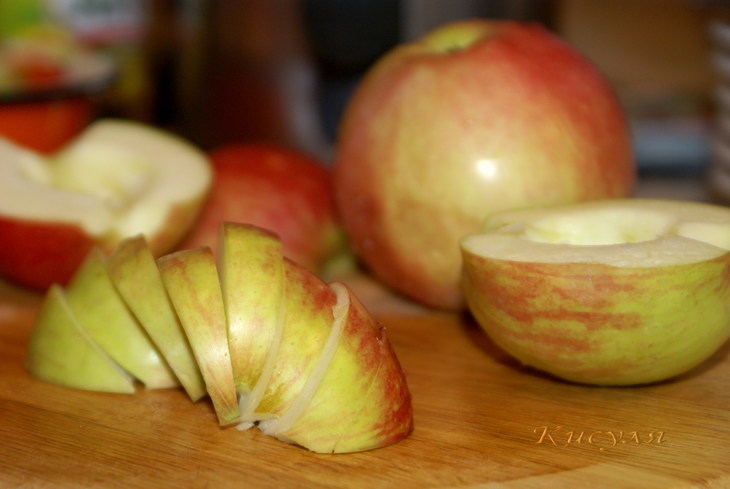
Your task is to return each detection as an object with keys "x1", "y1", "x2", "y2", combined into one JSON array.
[
  {"x1": 0, "y1": 119, "x2": 211, "y2": 290},
  {"x1": 25, "y1": 222, "x2": 413, "y2": 453},
  {"x1": 461, "y1": 198, "x2": 730, "y2": 386}
]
